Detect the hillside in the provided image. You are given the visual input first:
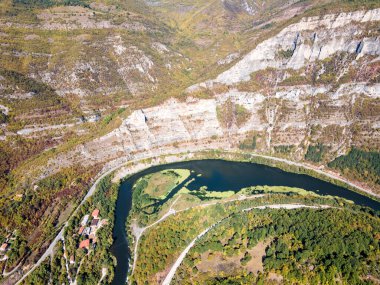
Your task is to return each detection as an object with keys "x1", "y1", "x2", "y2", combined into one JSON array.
[{"x1": 0, "y1": 0, "x2": 379, "y2": 284}]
